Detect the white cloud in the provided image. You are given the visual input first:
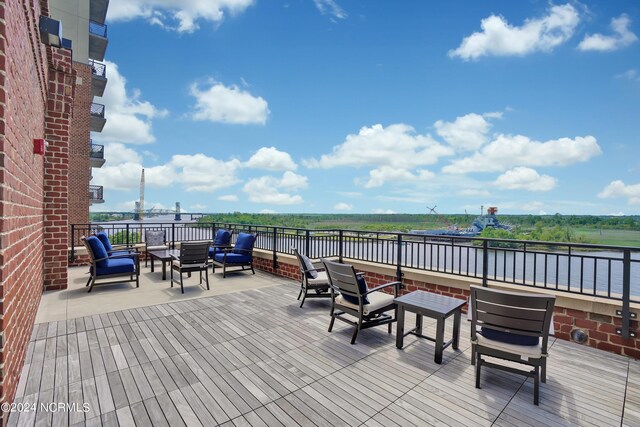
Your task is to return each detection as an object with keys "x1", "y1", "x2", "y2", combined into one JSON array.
[
  {"x1": 494, "y1": 167, "x2": 557, "y2": 191},
  {"x1": 245, "y1": 147, "x2": 297, "y2": 171},
  {"x1": 170, "y1": 154, "x2": 242, "y2": 192},
  {"x1": 190, "y1": 81, "x2": 269, "y2": 125},
  {"x1": 449, "y1": 4, "x2": 579, "y2": 60},
  {"x1": 260, "y1": 209, "x2": 277, "y2": 214},
  {"x1": 107, "y1": 0, "x2": 254, "y2": 33},
  {"x1": 616, "y1": 69, "x2": 640, "y2": 81},
  {"x1": 218, "y1": 195, "x2": 238, "y2": 202},
  {"x1": 458, "y1": 188, "x2": 491, "y2": 197},
  {"x1": 305, "y1": 123, "x2": 454, "y2": 171},
  {"x1": 92, "y1": 162, "x2": 176, "y2": 190},
  {"x1": 93, "y1": 61, "x2": 168, "y2": 144},
  {"x1": 443, "y1": 134, "x2": 601, "y2": 174},
  {"x1": 103, "y1": 143, "x2": 142, "y2": 165},
  {"x1": 190, "y1": 203, "x2": 207, "y2": 210},
  {"x1": 579, "y1": 14, "x2": 638, "y2": 52},
  {"x1": 313, "y1": 0, "x2": 347, "y2": 19},
  {"x1": 609, "y1": 211, "x2": 626, "y2": 217},
  {"x1": 434, "y1": 113, "x2": 494, "y2": 151},
  {"x1": 243, "y1": 172, "x2": 307, "y2": 205},
  {"x1": 363, "y1": 167, "x2": 434, "y2": 188},
  {"x1": 372, "y1": 208, "x2": 396, "y2": 214},
  {"x1": 334, "y1": 202, "x2": 353, "y2": 211},
  {"x1": 598, "y1": 180, "x2": 640, "y2": 205}
]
